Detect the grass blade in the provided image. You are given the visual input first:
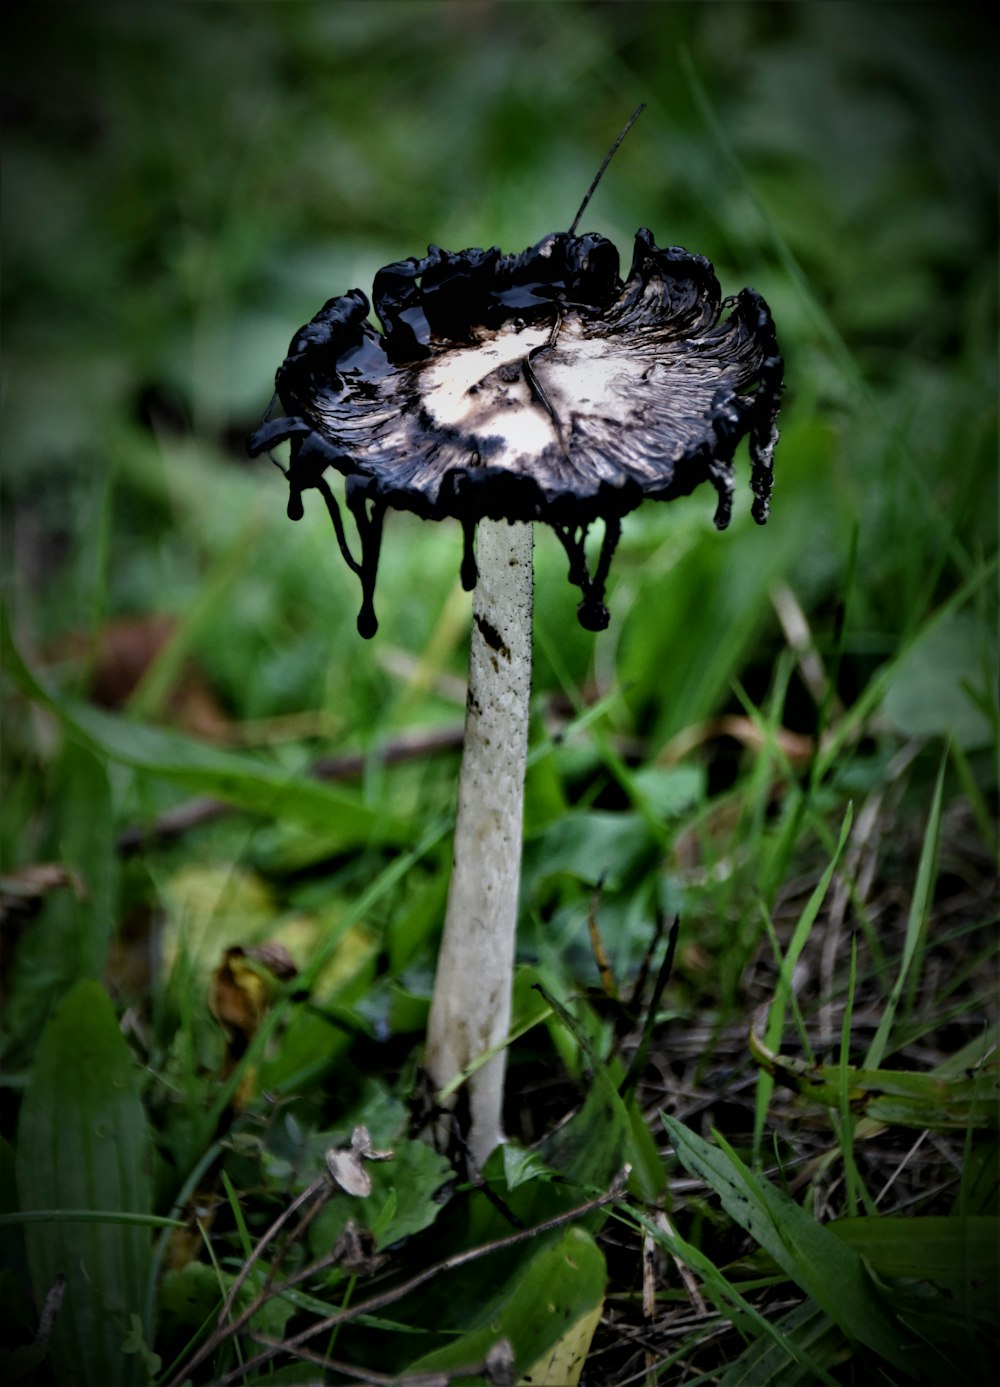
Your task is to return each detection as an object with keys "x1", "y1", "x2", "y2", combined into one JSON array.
[
  {"x1": 753, "y1": 805, "x2": 853, "y2": 1160},
  {"x1": 2, "y1": 604, "x2": 402, "y2": 844},
  {"x1": 717, "y1": 1300, "x2": 846, "y2": 1385},
  {"x1": 631, "y1": 1207, "x2": 841, "y2": 1386},
  {"x1": 662, "y1": 1115, "x2": 932, "y2": 1381},
  {"x1": 865, "y1": 750, "x2": 946, "y2": 1068}
]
